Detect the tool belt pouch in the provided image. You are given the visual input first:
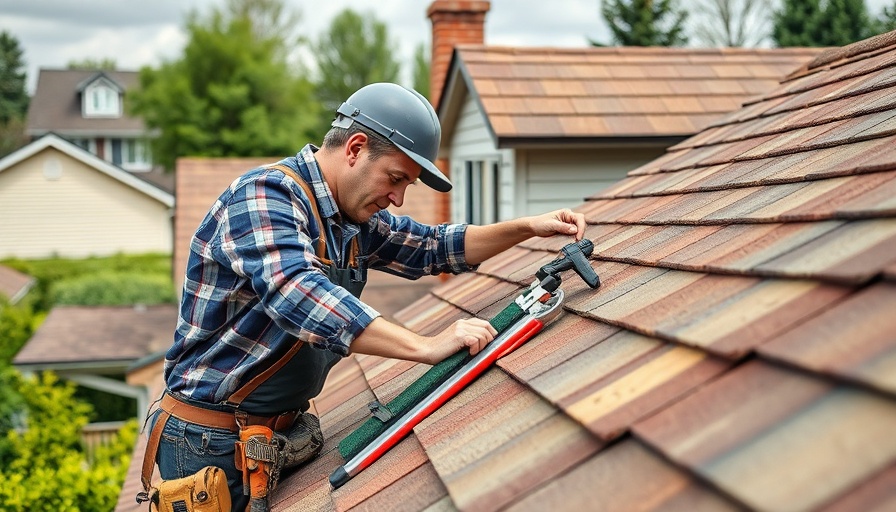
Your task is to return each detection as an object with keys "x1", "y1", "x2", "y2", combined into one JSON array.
[
  {"x1": 235, "y1": 425, "x2": 279, "y2": 510},
  {"x1": 279, "y1": 412, "x2": 324, "y2": 470},
  {"x1": 145, "y1": 466, "x2": 231, "y2": 512}
]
